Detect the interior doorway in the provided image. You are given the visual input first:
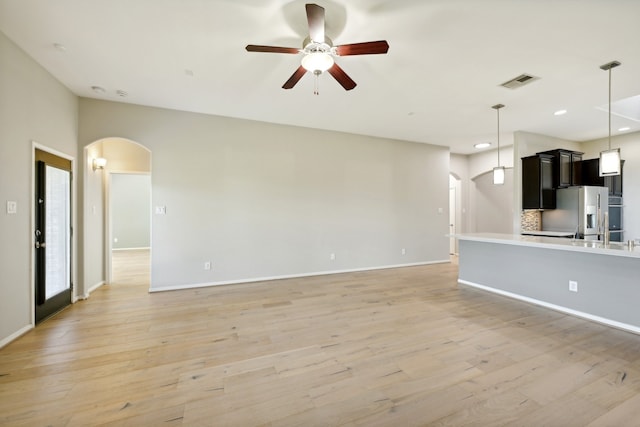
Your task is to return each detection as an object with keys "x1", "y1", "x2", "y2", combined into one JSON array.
[{"x1": 108, "y1": 173, "x2": 151, "y2": 286}]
